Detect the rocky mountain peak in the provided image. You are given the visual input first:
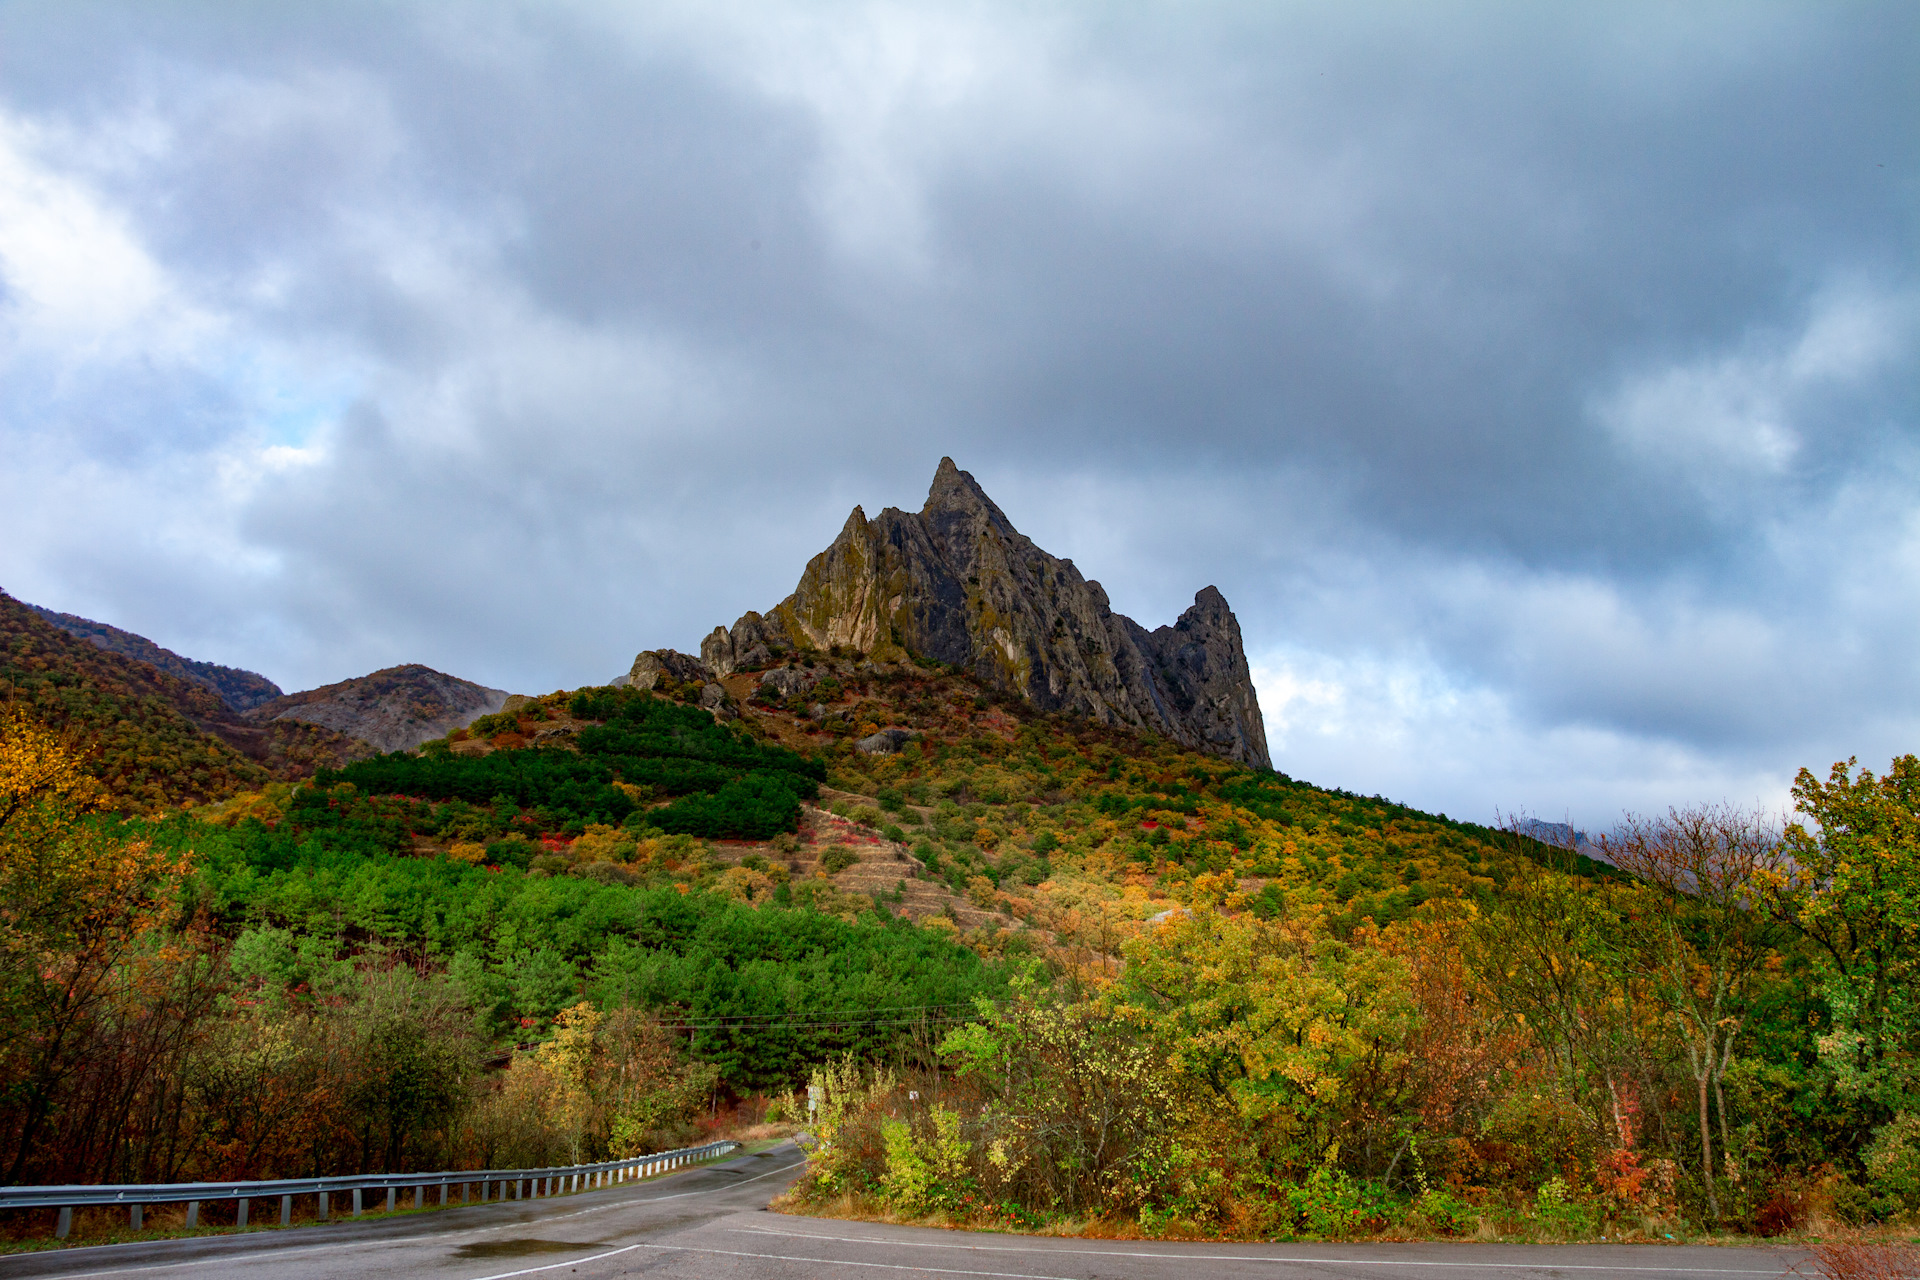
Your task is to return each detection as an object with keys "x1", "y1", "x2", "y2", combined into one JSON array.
[
  {"x1": 668, "y1": 460, "x2": 1270, "y2": 768},
  {"x1": 920, "y1": 456, "x2": 1018, "y2": 557}
]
